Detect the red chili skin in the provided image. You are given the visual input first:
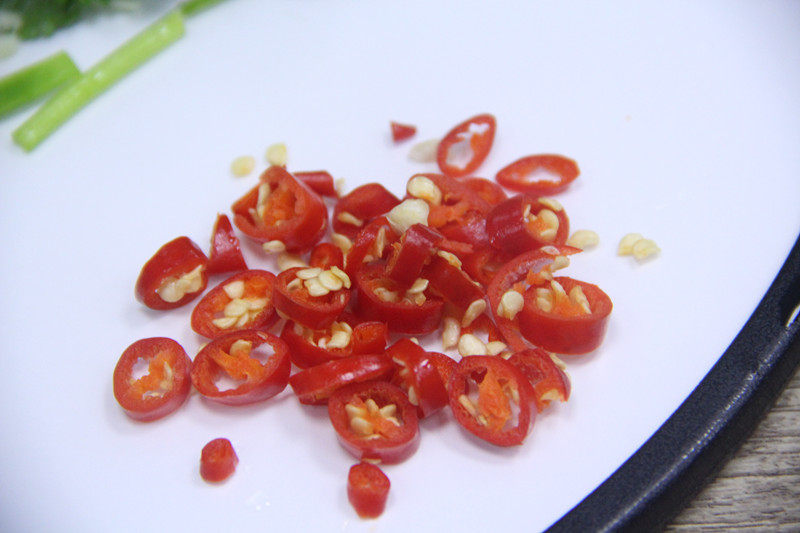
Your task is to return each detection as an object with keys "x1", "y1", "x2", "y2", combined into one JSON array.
[
  {"x1": 135, "y1": 236, "x2": 209, "y2": 310},
  {"x1": 328, "y1": 381, "x2": 420, "y2": 464},
  {"x1": 113, "y1": 337, "x2": 192, "y2": 422},
  {"x1": 231, "y1": 166, "x2": 328, "y2": 252},
  {"x1": 348, "y1": 462, "x2": 391, "y2": 518},
  {"x1": 273, "y1": 267, "x2": 350, "y2": 330},
  {"x1": 207, "y1": 213, "x2": 248, "y2": 275},
  {"x1": 461, "y1": 246, "x2": 515, "y2": 288},
  {"x1": 390, "y1": 121, "x2": 416, "y2": 142},
  {"x1": 289, "y1": 354, "x2": 394, "y2": 405},
  {"x1": 353, "y1": 262, "x2": 444, "y2": 335},
  {"x1": 496, "y1": 154, "x2": 579, "y2": 195},
  {"x1": 518, "y1": 276, "x2": 612, "y2": 355},
  {"x1": 191, "y1": 330, "x2": 291, "y2": 406},
  {"x1": 463, "y1": 177, "x2": 508, "y2": 206},
  {"x1": 427, "y1": 352, "x2": 457, "y2": 392},
  {"x1": 416, "y1": 173, "x2": 492, "y2": 253},
  {"x1": 294, "y1": 170, "x2": 338, "y2": 198},
  {"x1": 344, "y1": 217, "x2": 398, "y2": 279},
  {"x1": 190, "y1": 270, "x2": 278, "y2": 339},
  {"x1": 200, "y1": 438, "x2": 238, "y2": 483},
  {"x1": 309, "y1": 242, "x2": 344, "y2": 270},
  {"x1": 448, "y1": 355, "x2": 533, "y2": 447},
  {"x1": 386, "y1": 339, "x2": 449, "y2": 418},
  {"x1": 486, "y1": 246, "x2": 581, "y2": 351},
  {"x1": 422, "y1": 253, "x2": 485, "y2": 313},
  {"x1": 333, "y1": 183, "x2": 400, "y2": 240},
  {"x1": 486, "y1": 194, "x2": 570, "y2": 256},
  {"x1": 385, "y1": 223, "x2": 443, "y2": 288},
  {"x1": 507, "y1": 349, "x2": 571, "y2": 412},
  {"x1": 436, "y1": 113, "x2": 496, "y2": 178},
  {"x1": 280, "y1": 318, "x2": 389, "y2": 369}
]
